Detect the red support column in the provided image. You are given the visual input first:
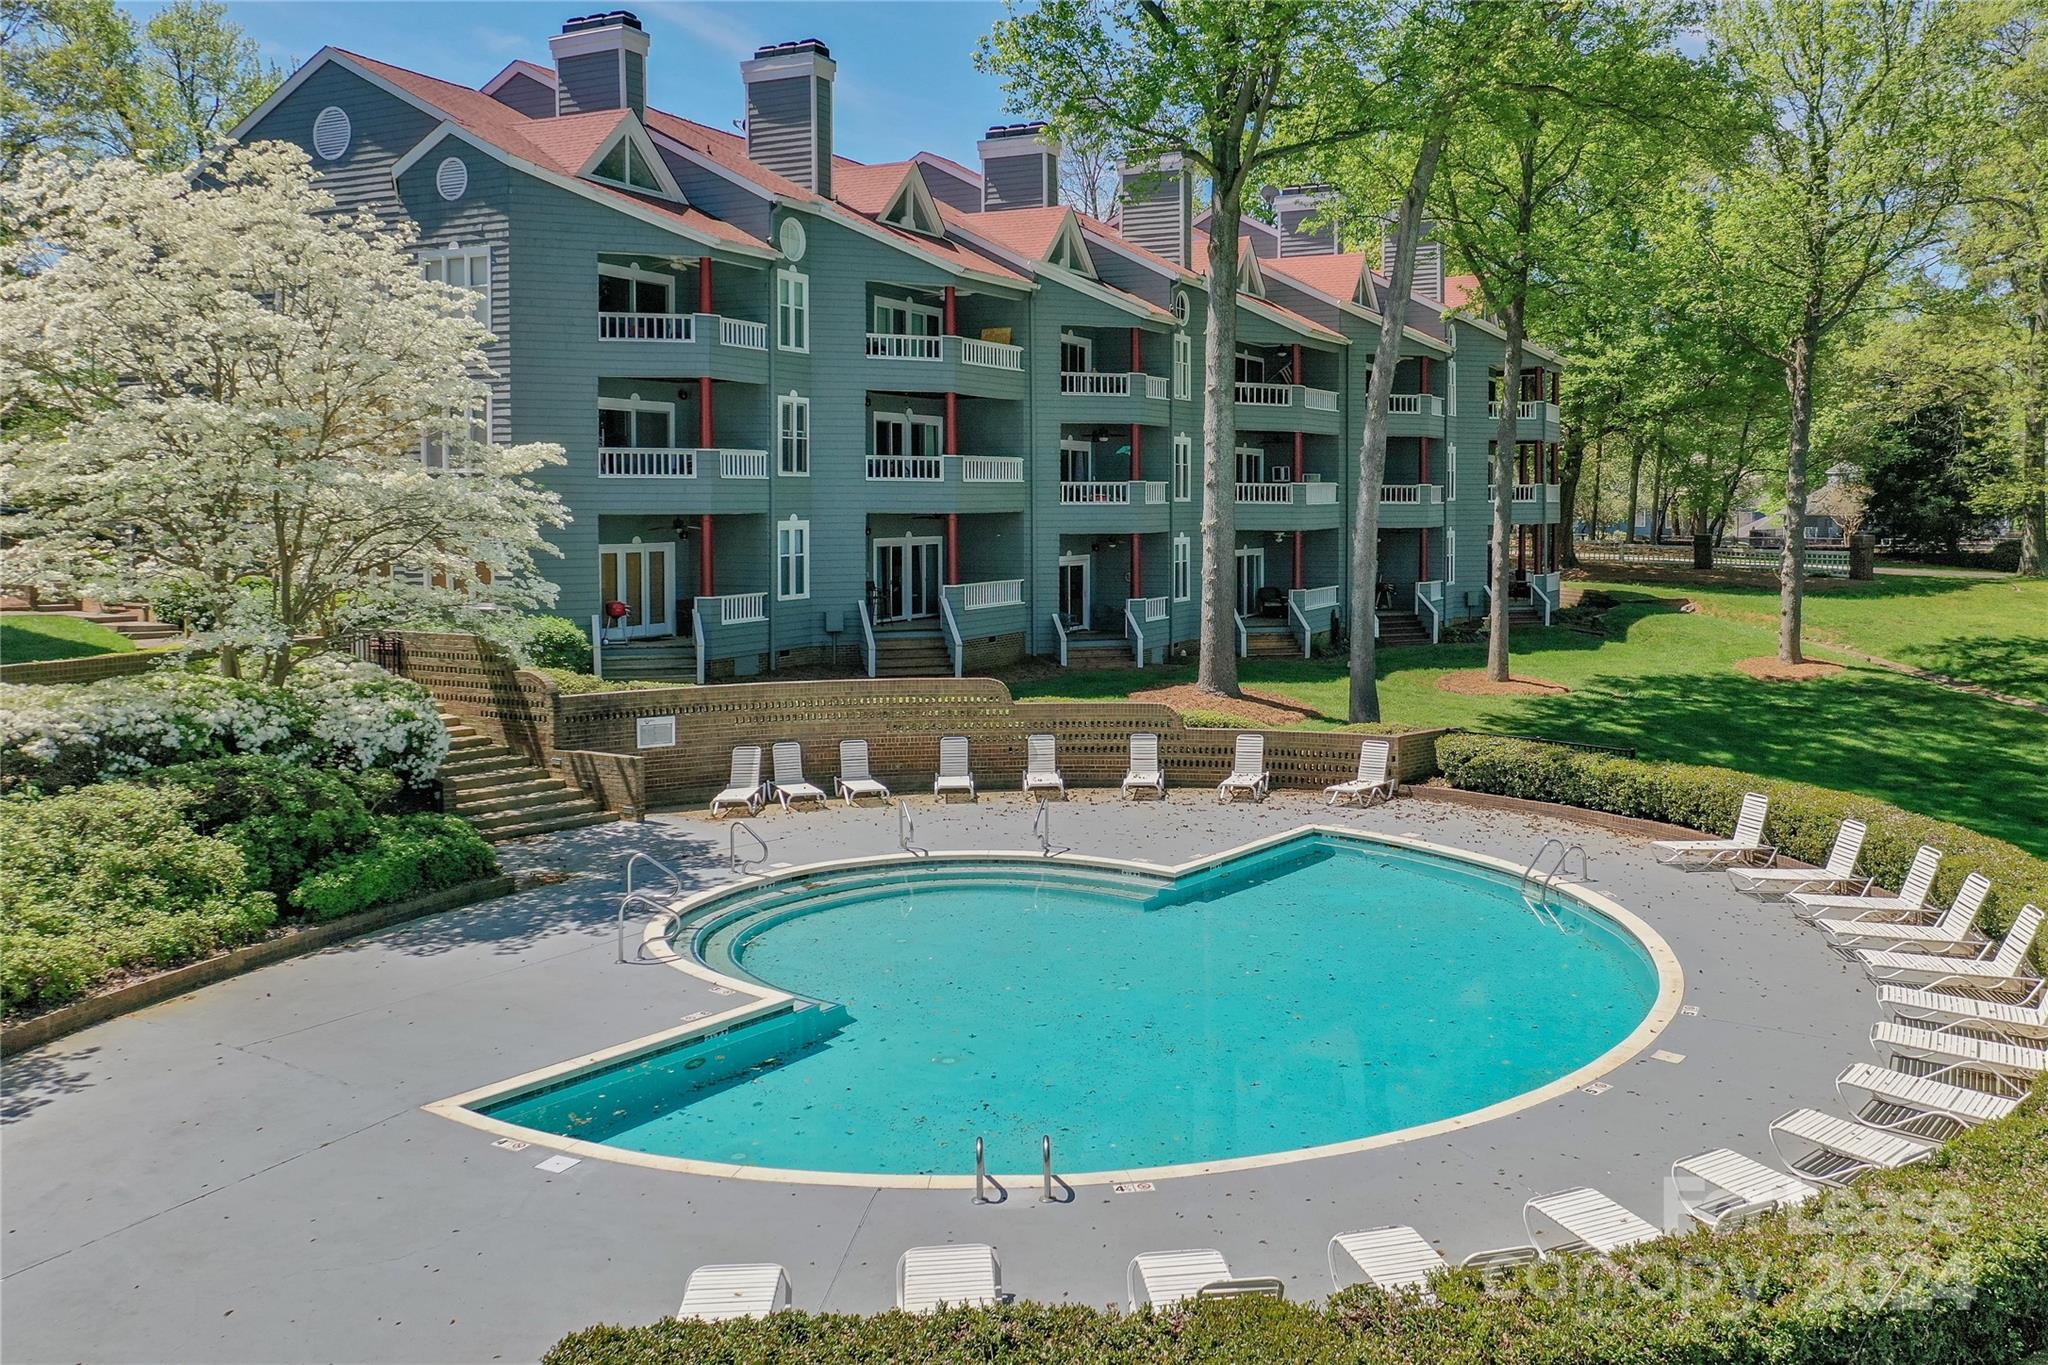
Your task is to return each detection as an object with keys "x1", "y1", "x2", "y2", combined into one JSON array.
[
  {"x1": 1130, "y1": 328, "x2": 1143, "y2": 370},
  {"x1": 946, "y1": 514, "x2": 960, "y2": 584},
  {"x1": 1418, "y1": 528, "x2": 1430, "y2": 579},
  {"x1": 944, "y1": 392, "x2": 958, "y2": 455},
  {"x1": 1419, "y1": 355, "x2": 1432, "y2": 395},
  {"x1": 699, "y1": 515, "x2": 713, "y2": 597},
  {"x1": 1293, "y1": 533, "x2": 1304, "y2": 589},
  {"x1": 1130, "y1": 423, "x2": 1142, "y2": 478},
  {"x1": 1419, "y1": 436, "x2": 1431, "y2": 483},
  {"x1": 697, "y1": 256, "x2": 713, "y2": 313},
  {"x1": 1292, "y1": 343, "x2": 1303, "y2": 385},
  {"x1": 1292, "y1": 429, "x2": 1304, "y2": 481},
  {"x1": 1130, "y1": 534, "x2": 1143, "y2": 596},
  {"x1": 943, "y1": 286, "x2": 957, "y2": 335},
  {"x1": 699, "y1": 380, "x2": 714, "y2": 447}
]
